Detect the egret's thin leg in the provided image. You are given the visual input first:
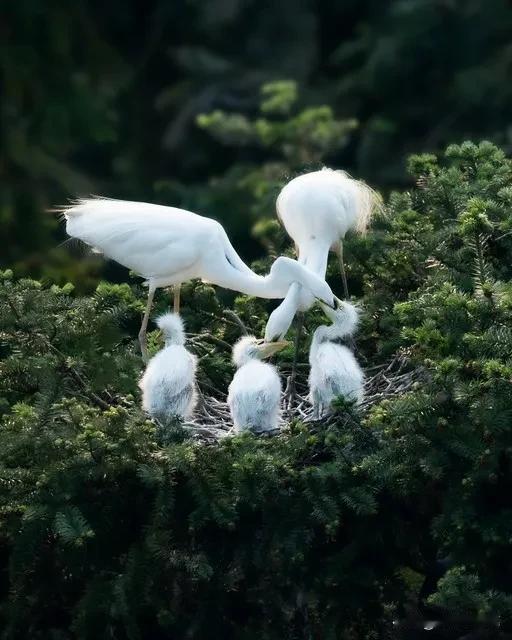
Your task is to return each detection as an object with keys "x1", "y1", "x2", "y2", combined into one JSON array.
[
  {"x1": 139, "y1": 284, "x2": 156, "y2": 364},
  {"x1": 174, "y1": 284, "x2": 181, "y2": 314},
  {"x1": 287, "y1": 312, "x2": 304, "y2": 409},
  {"x1": 335, "y1": 246, "x2": 357, "y2": 351},
  {"x1": 336, "y1": 241, "x2": 349, "y2": 299}
]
